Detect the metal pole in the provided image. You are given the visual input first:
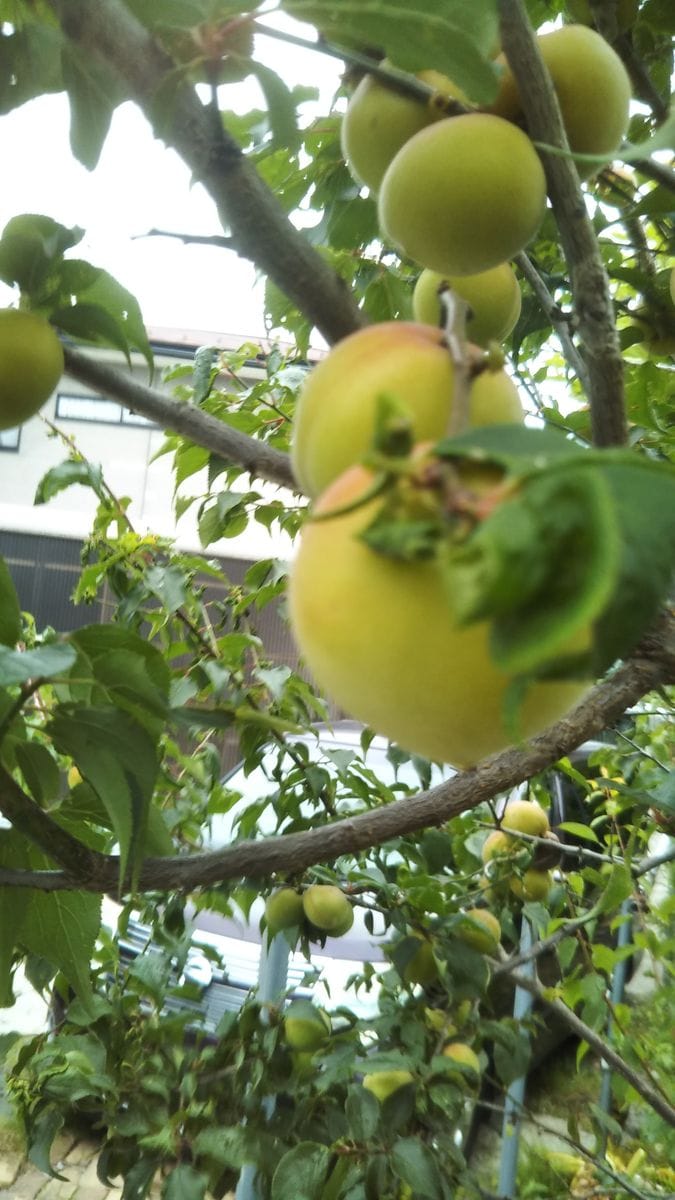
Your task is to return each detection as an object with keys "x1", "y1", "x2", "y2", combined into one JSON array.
[
  {"x1": 497, "y1": 918, "x2": 535, "y2": 1198},
  {"x1": 598, "y1": 898, "x2": 633, "y2": 1157},
  {"x1": 235, "y1": 932, "x2": 291, "y2": 1200}
]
